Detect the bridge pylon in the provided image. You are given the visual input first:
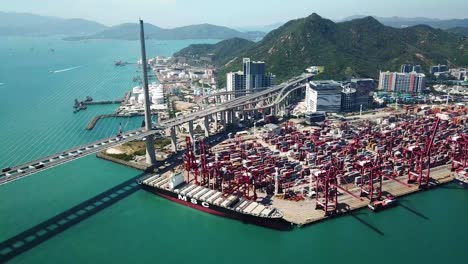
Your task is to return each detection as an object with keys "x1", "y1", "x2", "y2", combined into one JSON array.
[{"x1": 139, "y1": 19, "x2": 156, "y2": 165}]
